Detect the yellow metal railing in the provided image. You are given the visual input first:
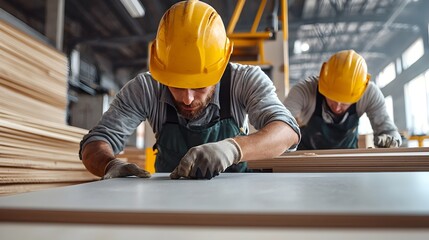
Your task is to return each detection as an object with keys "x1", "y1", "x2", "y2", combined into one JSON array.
[
  {"x1": 145, "y1": 147, "x2": 157, "y2": 174},
  {"x1": 226, "y1": 0, "x2": 289, "y2": 90},
  {"x1": 227, "y1": 0, "x2": 273, "y2": 65},
  {"x1": 409, "y1": 135, "x2": 429, "y2": 147}
]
